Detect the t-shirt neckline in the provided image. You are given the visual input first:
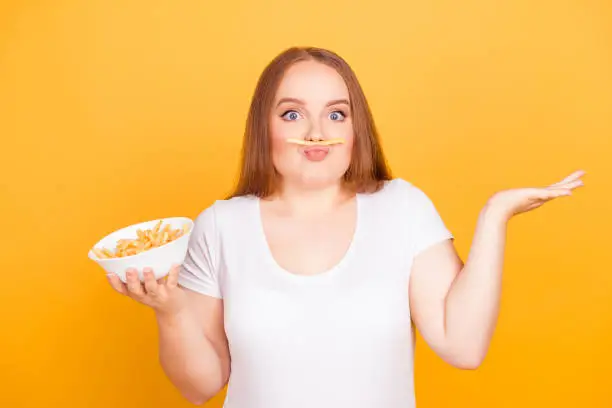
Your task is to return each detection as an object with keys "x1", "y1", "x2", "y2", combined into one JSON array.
[{"x1": 252, "y1": 193, "x2": 364, "y2": 281}]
